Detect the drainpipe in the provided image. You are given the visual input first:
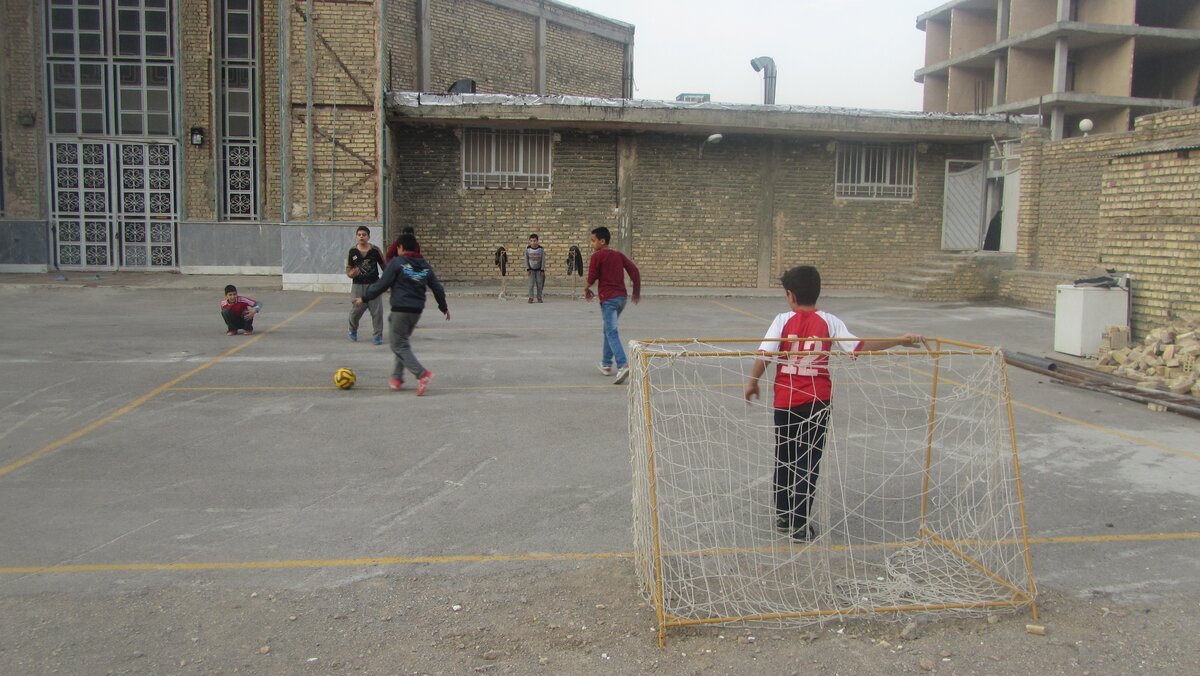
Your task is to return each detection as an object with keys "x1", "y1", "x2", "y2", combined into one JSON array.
[{"x1": 750, "y1": 56, "x2": 776, "y2": 105}]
